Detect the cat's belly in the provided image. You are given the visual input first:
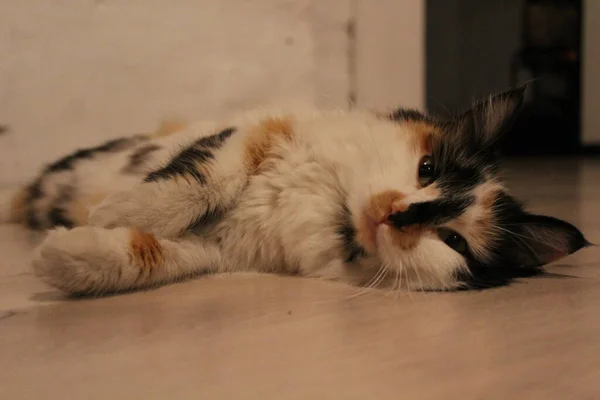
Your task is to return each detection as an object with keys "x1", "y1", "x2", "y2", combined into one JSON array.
[{"x1": 215, "y1": 156, "x2": 347, "y2": 275}]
